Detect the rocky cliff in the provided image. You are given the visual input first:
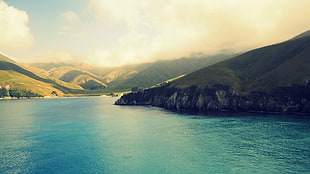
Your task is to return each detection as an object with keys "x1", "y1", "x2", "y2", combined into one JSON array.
[{"x1": 115, "y1": 82, "x2": 310, "y2": 114}]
